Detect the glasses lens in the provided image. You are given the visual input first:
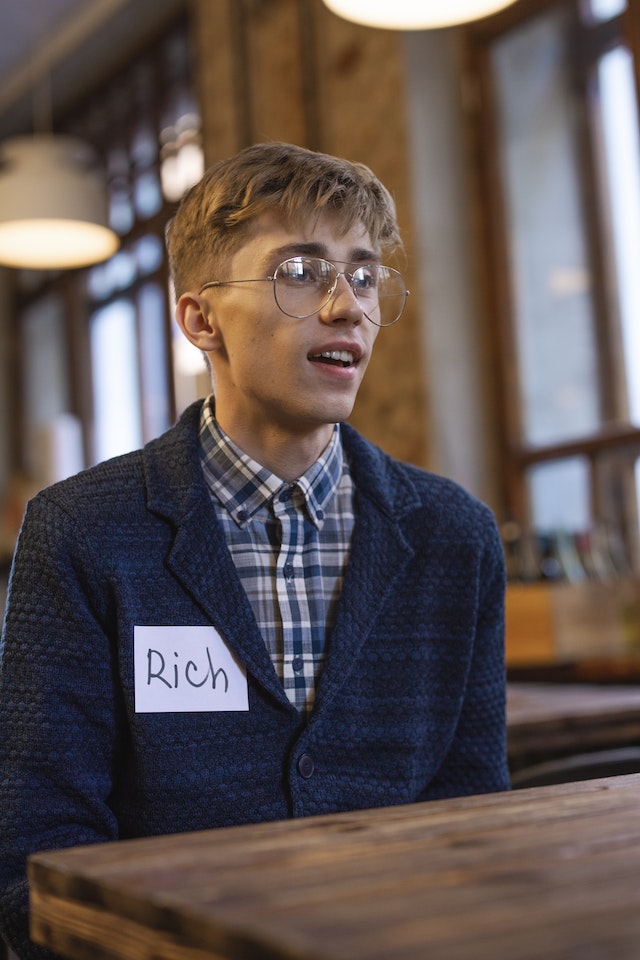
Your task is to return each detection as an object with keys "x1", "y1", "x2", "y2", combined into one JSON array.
[
  {"x1": 274, "y1": 258, "x2": 337, "y2": 318},
  {"x1": 273, "y1": 257, "x2": 407, "y2": 325},
  {"x1": 352, "y1": 264, "x2": 407, "y2": 326}
]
